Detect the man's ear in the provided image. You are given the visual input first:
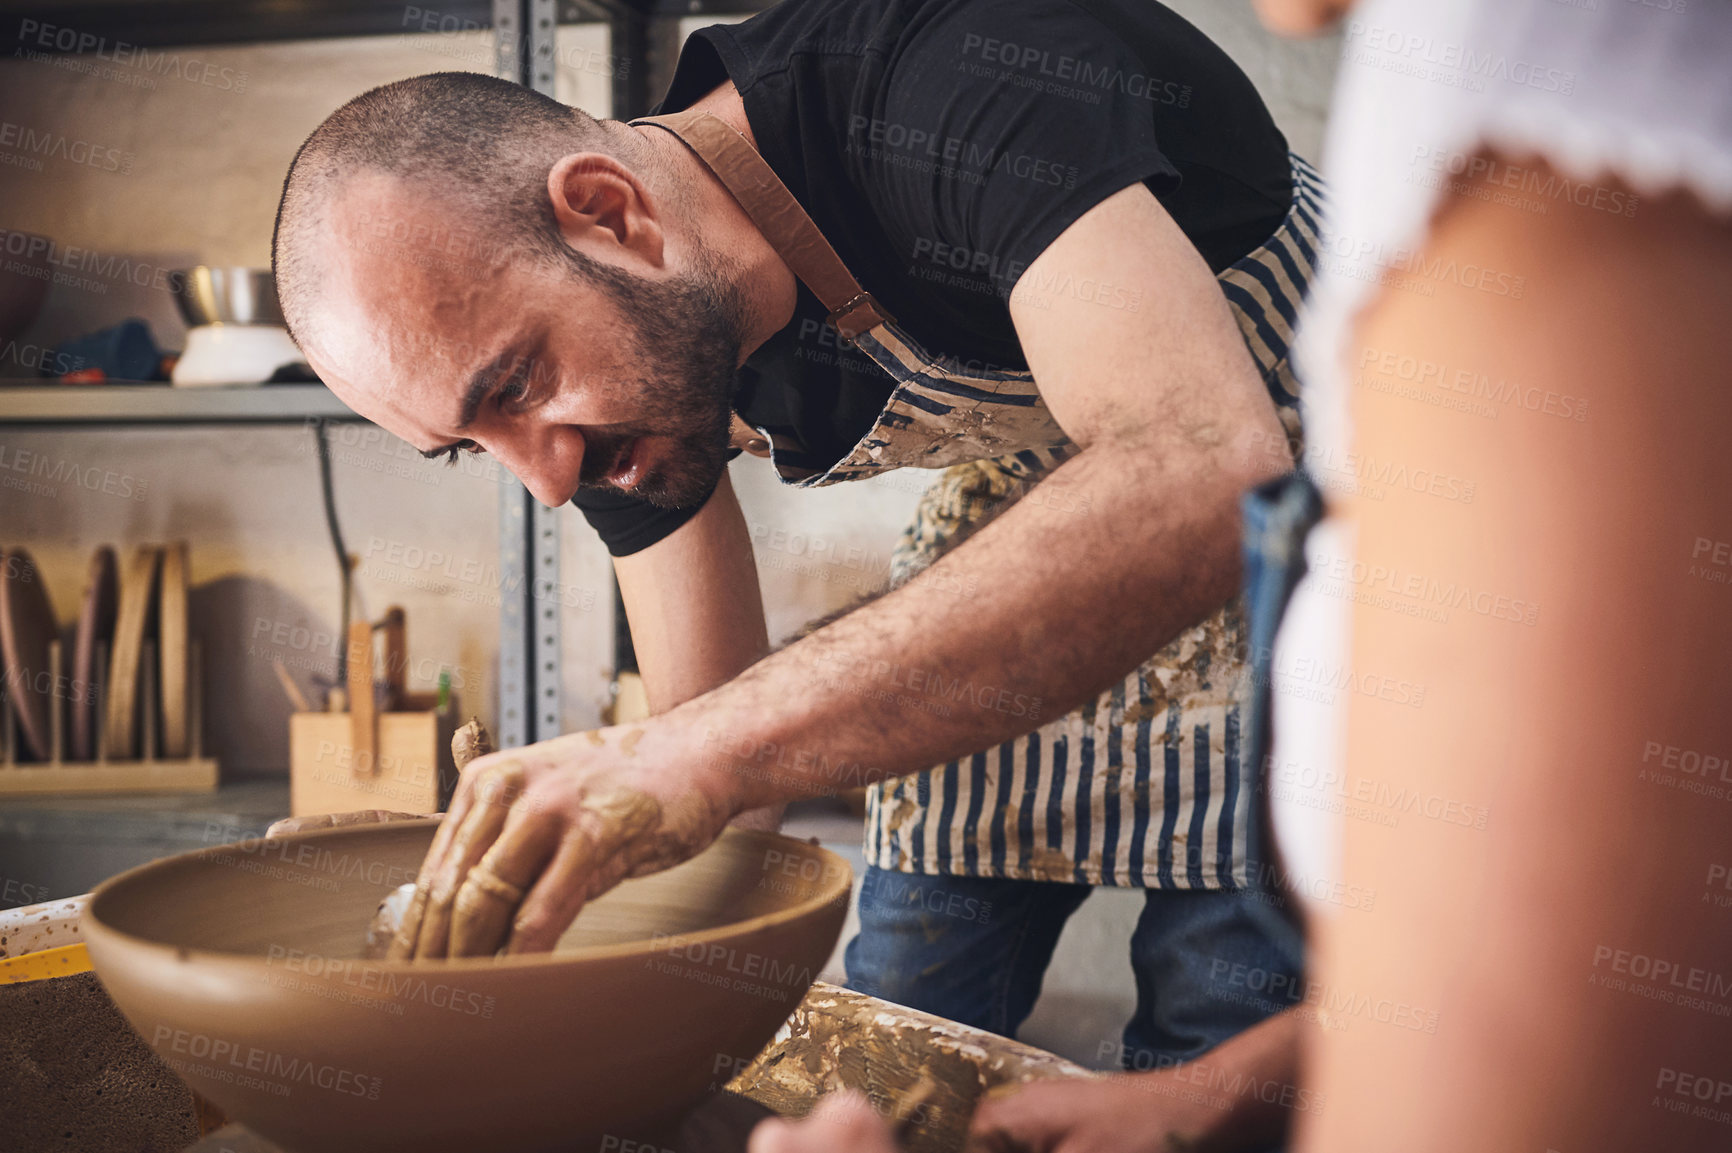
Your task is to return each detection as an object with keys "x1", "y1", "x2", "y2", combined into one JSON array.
[{"x1": 546, "y1": 152, "x2": 665, "y2": 268}]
